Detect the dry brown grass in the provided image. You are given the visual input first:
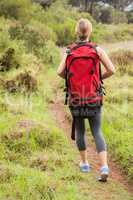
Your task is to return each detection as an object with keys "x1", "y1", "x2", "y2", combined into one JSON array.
[
  {"x1": 110, "y1": 49, "x2": 133, "y2": 66},
  {"x1": 110, "y1": 50, "x2": 133, "y2": 75},
  {"x1": 30, "y1": 153, "x2": 48, "y2": 171},
  {"x1": 110, "y1": 49, "x2": 132, "y2": 64},
  {"x1": 0, "y1": 164, "x2": 14, "y2": 183},
  {"x1": 4, "y1": 71, "x2": 37, "y2": 93}
]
